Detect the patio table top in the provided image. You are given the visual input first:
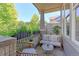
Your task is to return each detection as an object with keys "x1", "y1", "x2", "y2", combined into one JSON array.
[{"x1": 42, "y1": 44, "x2": 54, "y2": 51}]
